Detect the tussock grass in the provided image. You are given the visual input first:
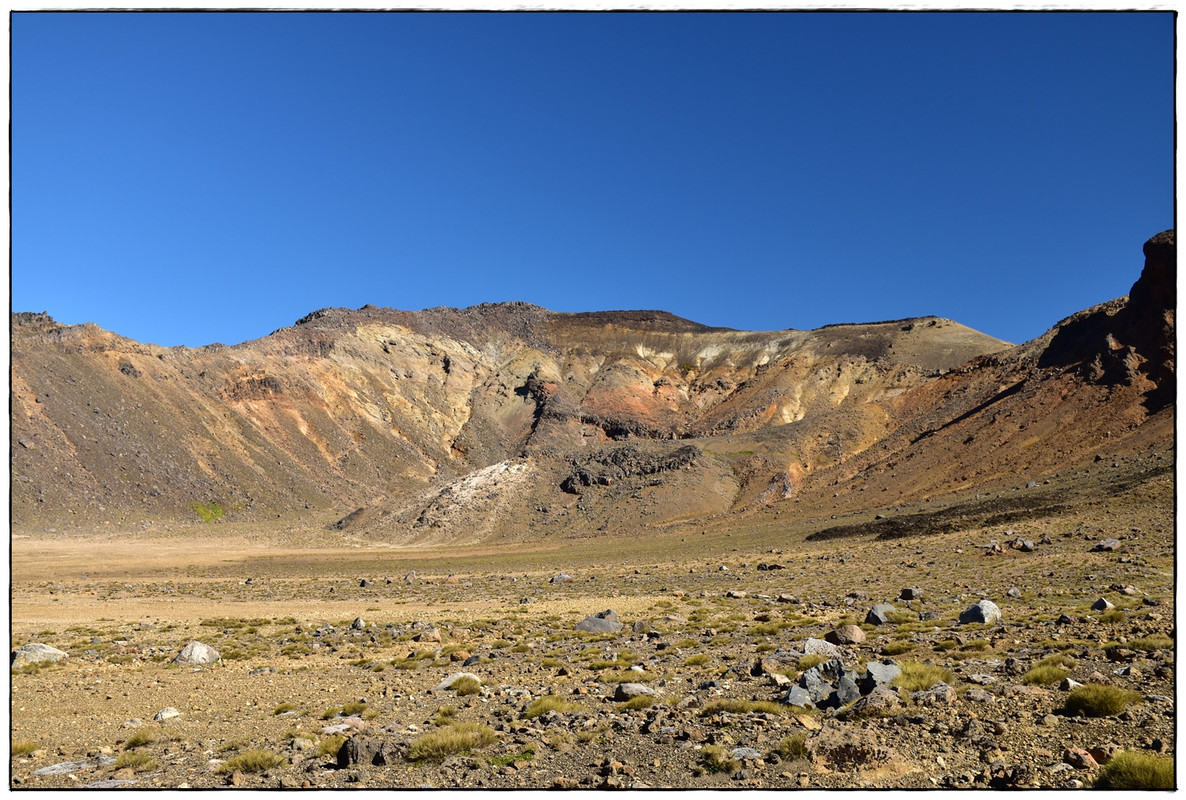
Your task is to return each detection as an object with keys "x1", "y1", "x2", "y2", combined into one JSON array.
[
  {"x1": 524, "y1": 695, "x2": 584, "y2": 719},
  {"x1": 273, "y1": 702, "x2": 298, "y2": 715},
  {"x1": 881, "y1": 641, "x2": 914, "y2": 656},
  {"x1": 1127, "y1": 633, "x2": 1173, "y2": 652},
  {"x1": 699, "y1": 744, "x2": 740, "y2": 774},
  {"x1": 1092, "y1": 750, "x2": 1175, "y2": 789},
  {"x1": 892, "y1": 662, "x2": 955, "y2": 692},
  {"x1": 451, "y1": 676, "x2": 481, "y2": 696},
  {"x1": 684, "y1": 654, "x2": 711, "y2": 667},
  {"x1": 406, "y1": 723, "x2": 499, "y2": 762},
  {"x1": 1021, "y1": 664, "x2": 1070, "y2": 686},
  {"x1": 11, "y1": 741, "x2": 38, "y2": 758},
  {"x1": 218, "y1": 749, "x2": 287, "y2": 774},
  {"x1": 797, "y1": 654, "x2": 826, "y2": 671},
  {"x1": 776, "y1": 733, "x2": 808, "y2": 760},
  {"x1": 114, "y1": 751, "x2": 158, "y2": 772},
  {"x1": 1064, "y1": 685, "x2": 1143, "y2": 718},
  {"x1": 122, "y1": 729, "x2": 157, "y2": 750},
  {"x1": 618, "y1": 695, "x2": 656, "y2": 711},
  {"x1": 316, "y1": 735, "x2": 346, "y2": 759},
  {"x1": 700, "y1": 698, "x2": 786, "y2": 717}
]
